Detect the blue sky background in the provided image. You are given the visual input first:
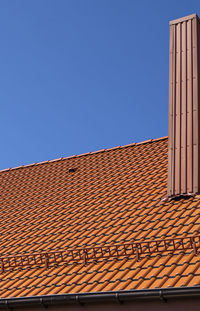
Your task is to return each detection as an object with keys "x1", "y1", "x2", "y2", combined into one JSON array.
[{"x1": 0, "y1": 0, "x2": 200, "y2": 170}]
